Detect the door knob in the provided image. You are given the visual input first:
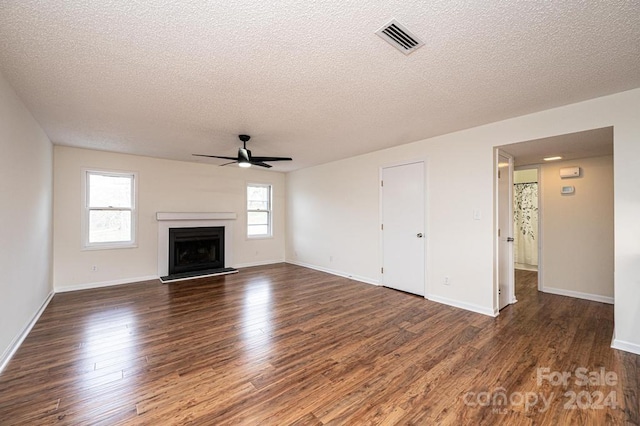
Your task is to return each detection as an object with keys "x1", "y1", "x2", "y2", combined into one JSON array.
[
  {"x1": 507, "y1": 237, "x2": 514, "y2": 242},
  {"x1": 417, "y1": 233, "x2": 423, "y2": 238}
]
